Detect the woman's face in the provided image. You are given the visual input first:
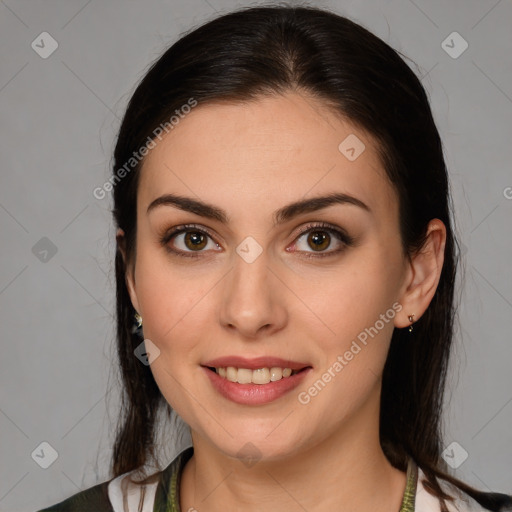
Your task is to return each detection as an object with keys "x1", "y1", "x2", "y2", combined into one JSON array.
[{"x1": 125, "y1": 92, "x2": 412, "y2": 461}]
